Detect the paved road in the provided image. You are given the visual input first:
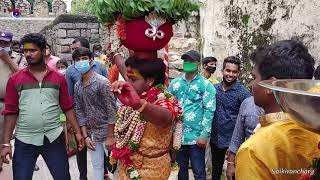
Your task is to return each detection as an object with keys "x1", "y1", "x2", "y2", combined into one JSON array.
[{"x1": 0, "y1": 153, "x2": 98, "y2": 180}]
